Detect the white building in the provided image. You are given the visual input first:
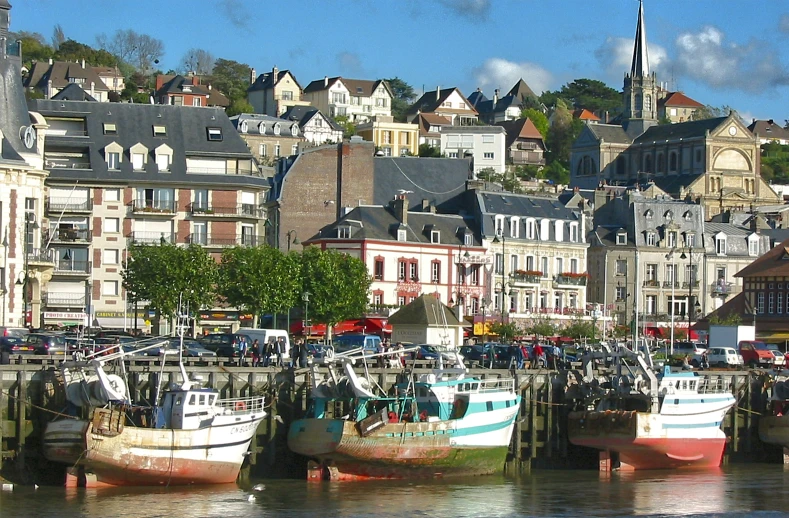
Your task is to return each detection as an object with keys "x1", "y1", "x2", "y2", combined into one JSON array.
[
  {"x1": 440, "y1": 126, "x2": 506, "y2": 175},
  {"x1": 302, "y1": 77, "x2": 393, "y2": 123}
]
